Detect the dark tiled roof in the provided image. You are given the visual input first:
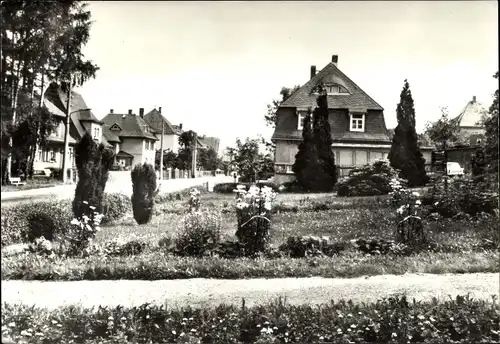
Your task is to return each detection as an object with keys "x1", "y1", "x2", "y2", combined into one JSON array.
[
  {"x1": 143, "y1": 109, "x2": 182, "y2": 135},
  {"x1": 102, "y1": 113, "x2": 158, "y2": 140},
  {"x1": 116, "y1": 150, "x2": 133, "y2": 158},
  {"x1": 199, "y1": 136, "x2": 220, "y2": 152},
  {"x1": 281, "y1": 62, "x2": 383, "y2": 111}
]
